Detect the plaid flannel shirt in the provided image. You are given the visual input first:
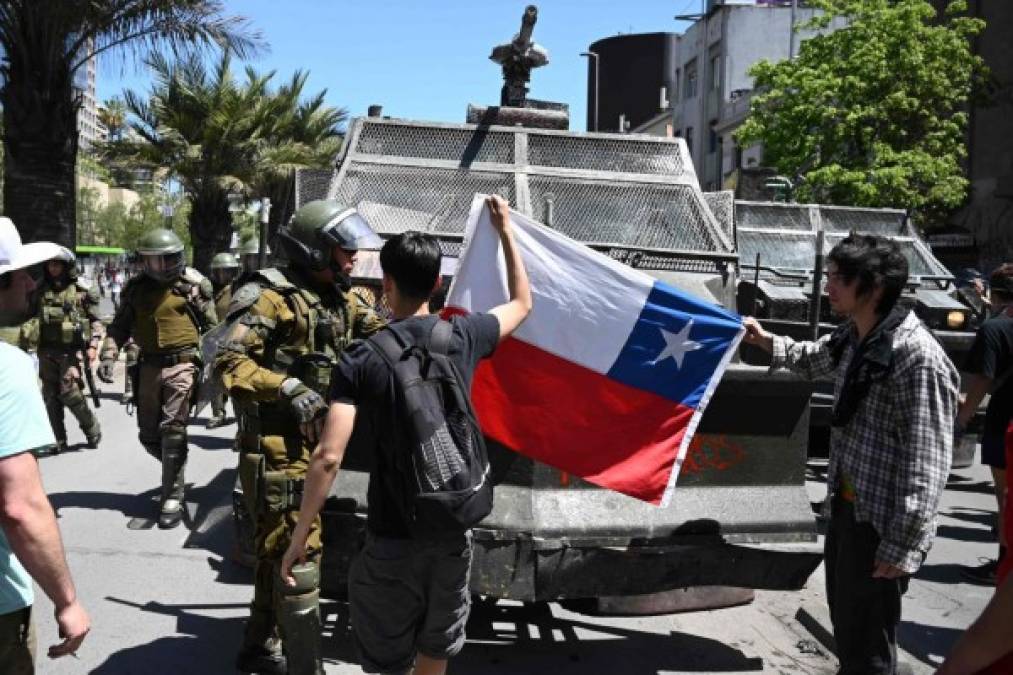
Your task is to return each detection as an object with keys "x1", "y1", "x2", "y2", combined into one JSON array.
[{"x1": 770, "y1": 311, "x2": 959, "y2": 573}]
